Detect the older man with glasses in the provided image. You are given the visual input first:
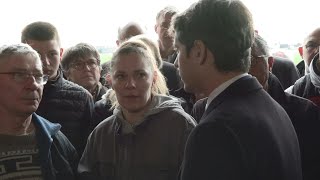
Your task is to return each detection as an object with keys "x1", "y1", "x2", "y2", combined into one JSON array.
[
  {"x1": 0, "y1": 44, "x2": 78, "y2": 179},
  {"x1": 296, "y1": 27, "x2": 320, "y2": 76},
  {"x1": 61, "y1": 43, "x2": 107, "y2": 102}
]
